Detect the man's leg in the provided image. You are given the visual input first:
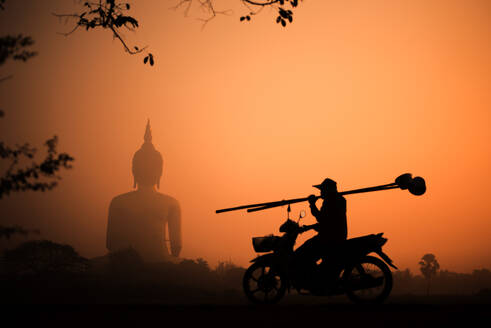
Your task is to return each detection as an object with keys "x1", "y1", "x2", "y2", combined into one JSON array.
[
  {"x1": 293, "y1": 236, "x2": 322, "y2": 289},
  {"x1": 319, "y1": 243, "x2": 345, "y2": 291}
]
